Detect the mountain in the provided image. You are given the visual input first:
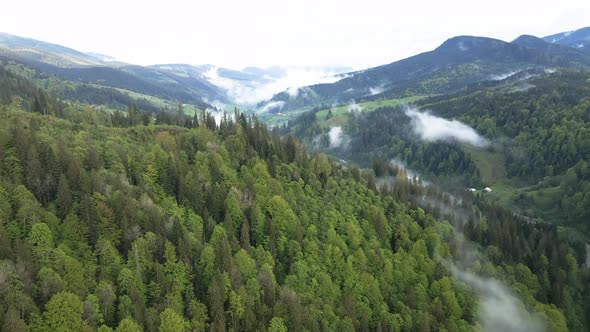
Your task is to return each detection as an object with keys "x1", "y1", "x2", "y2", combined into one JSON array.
[
  {"x1": 120, "y1": 64, "x2": 228, "y2": 103},
  {"x1": 0, "y1": 33, "x2": 229, "y2": 107},
  {"x1": 85, "y1": 52, "x2": 120, "y2": 63},
  {"x1": 192, "y1": 65, "x2": 353, "y2": 105},
  {"x1": 0, "y1": 32, "x2": 103, "y2": 67},
  {"x1": 543, "y1": 26, "x2": 590, "y2": 52},
  {"x1": 262, "y1": 34, "x2": 590, "y2": 112}
]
